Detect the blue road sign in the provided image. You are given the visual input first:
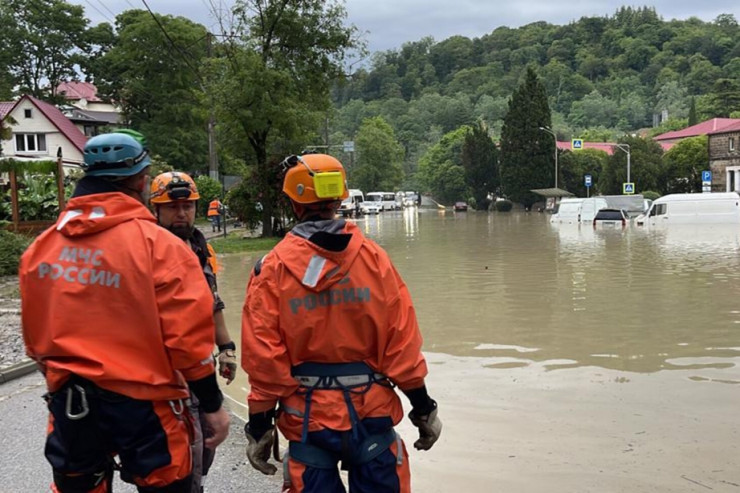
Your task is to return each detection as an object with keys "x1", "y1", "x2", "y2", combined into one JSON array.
[
  {"x1": 623, "y1": 182, "x2": 635, "y2": 194},
  {"x1": 584, "y1": 174, "x2": 592, "y2": 187},
  {"x1": 571, "y1": 139, "x2": 583, "y2": 150},
  {"x1": 702, "y1": 170, "x2": 711, "y2": 183}
]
